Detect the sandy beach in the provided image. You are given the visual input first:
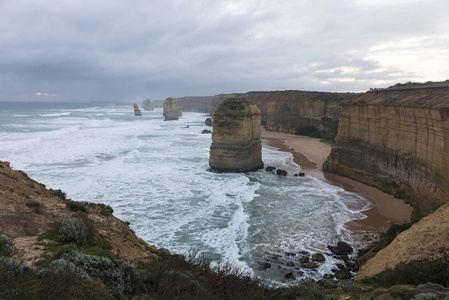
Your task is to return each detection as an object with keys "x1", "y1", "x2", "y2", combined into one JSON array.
[{"x1": 261, "y1": 128, "x2": 413, "y2": 238}]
